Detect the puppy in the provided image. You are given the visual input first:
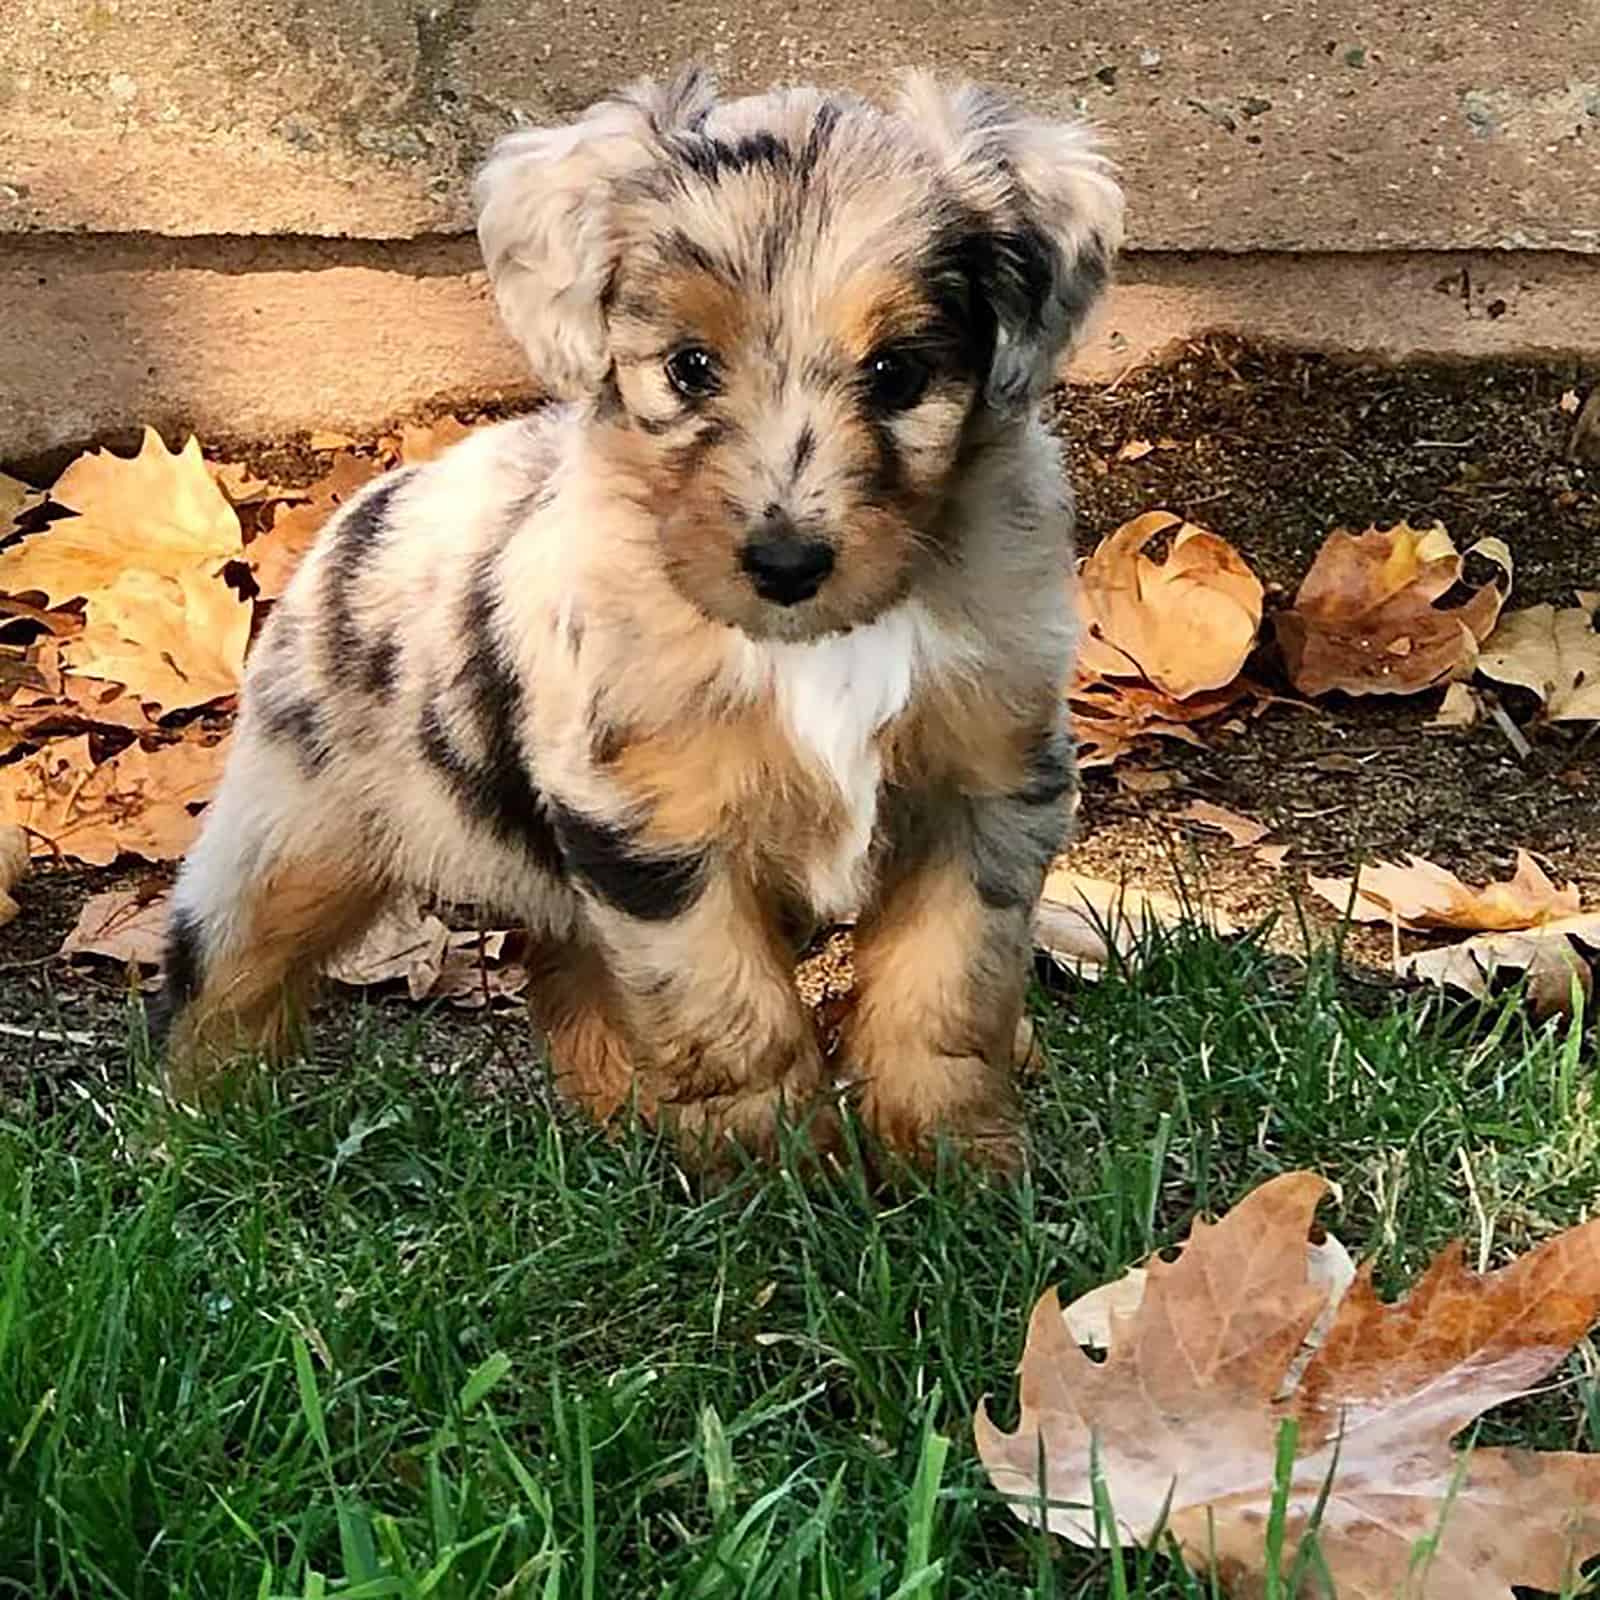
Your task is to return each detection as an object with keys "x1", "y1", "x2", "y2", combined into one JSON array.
[{"x1": 155, "y1": 67, "x2": 1122, "y2": 1173}]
